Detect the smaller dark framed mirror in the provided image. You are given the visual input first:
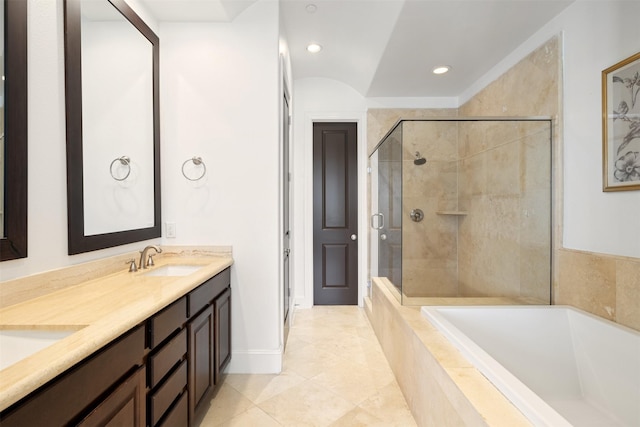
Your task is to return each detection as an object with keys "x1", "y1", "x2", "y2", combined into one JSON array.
[
  {"x1": 64, "y1": 0, "x2": 161, "y2": 255},
  {"x1": 1, "y1": 0, "x2": 28, "y2": 262}
]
